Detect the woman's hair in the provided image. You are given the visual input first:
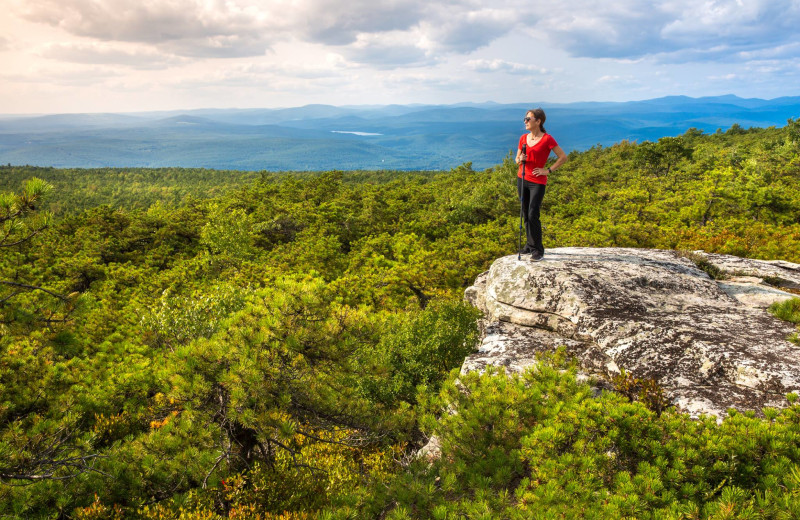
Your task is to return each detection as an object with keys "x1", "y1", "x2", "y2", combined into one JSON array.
[{"x1": 527, "y1": 108, "x2": 547, "y2": 133}]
